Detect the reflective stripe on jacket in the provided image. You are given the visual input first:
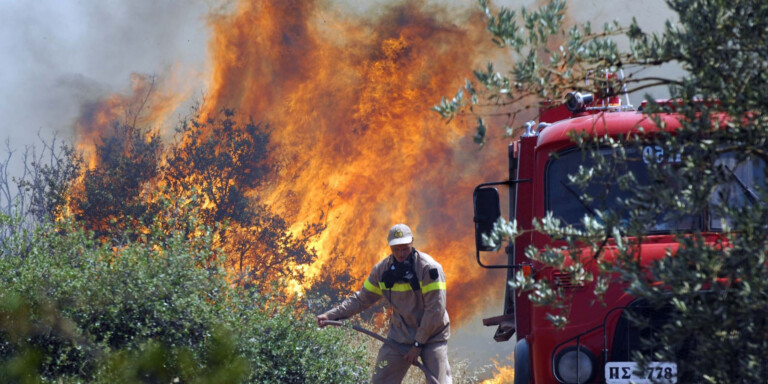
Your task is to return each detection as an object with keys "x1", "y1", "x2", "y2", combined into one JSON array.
[{"x1": 323, "y1": 250, "x2": 450, "y2": 345}]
